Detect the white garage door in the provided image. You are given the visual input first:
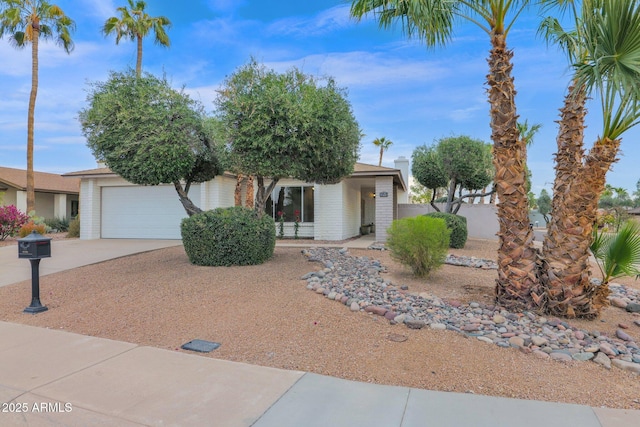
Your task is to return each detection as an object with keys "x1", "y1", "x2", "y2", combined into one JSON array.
[{"x1": 101, "y1": 185, "x2": 200, "y2": 239}]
